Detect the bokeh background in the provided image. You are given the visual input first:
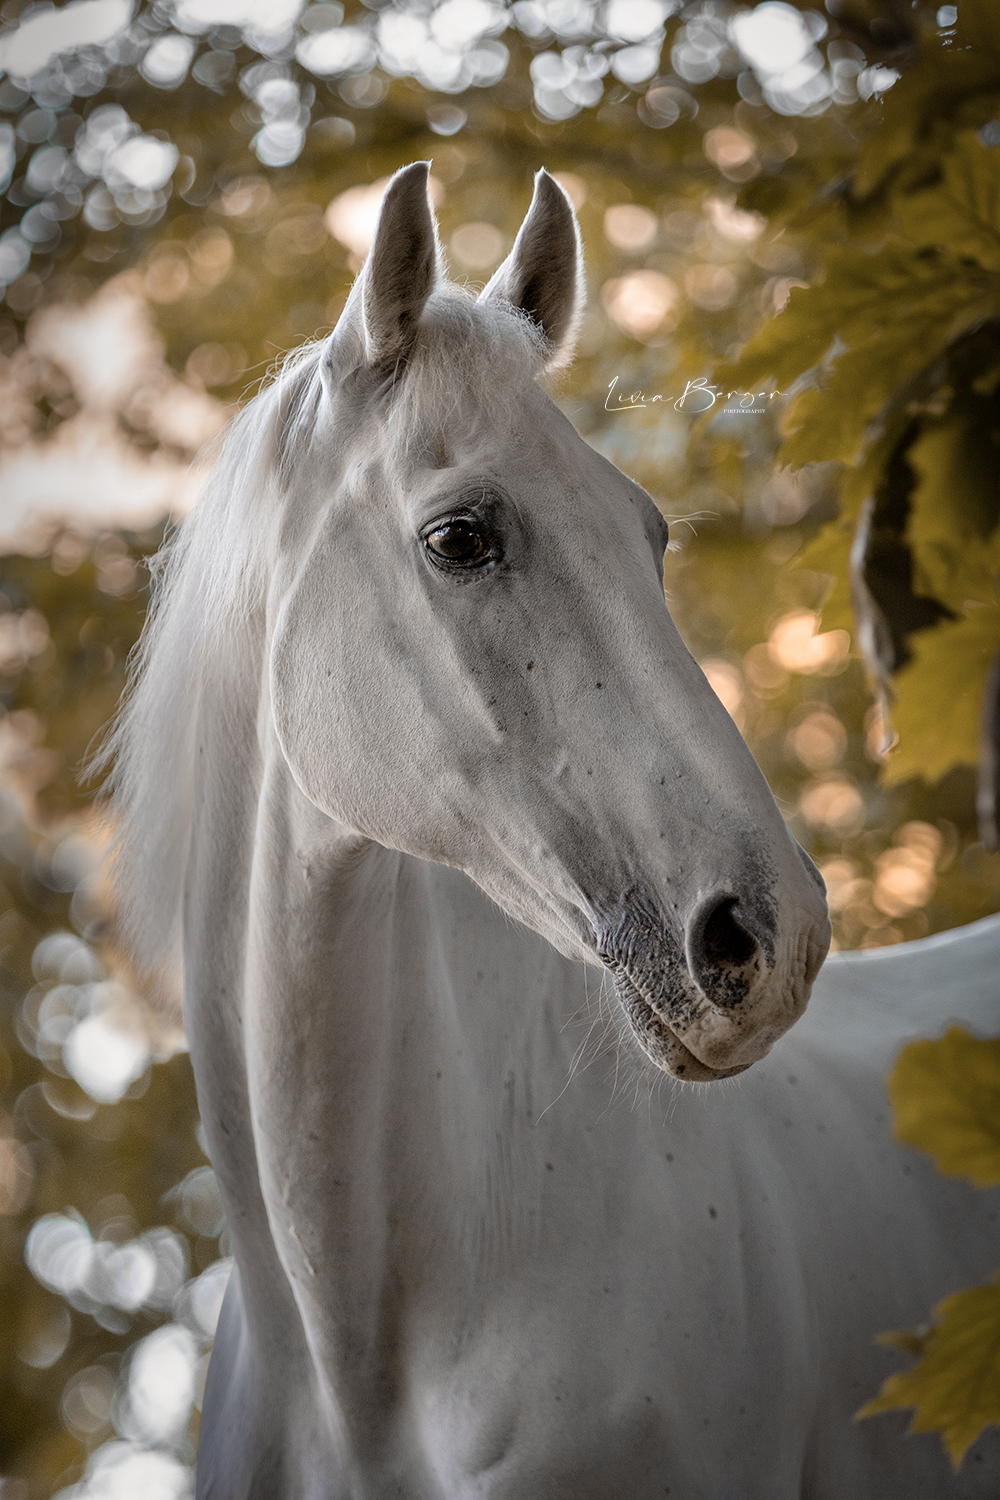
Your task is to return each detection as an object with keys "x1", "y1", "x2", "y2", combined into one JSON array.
[{"x1": 1, "y1": 0, "x2": 999, "y2": 1493}]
